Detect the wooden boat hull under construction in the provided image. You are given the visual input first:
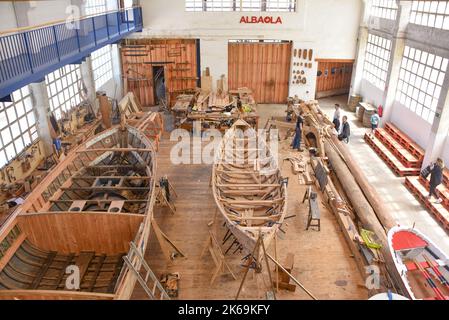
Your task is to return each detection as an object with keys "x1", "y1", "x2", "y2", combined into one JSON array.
[
  {"x1": 0, "y1": 124, "x2": 156, "y2": 300},
  {"x1": 212, "y1": 119, "x2": 287, "y2": 255},
  {"x1": 388, "y1": 226, "x2": 449, "y2": 300}
]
